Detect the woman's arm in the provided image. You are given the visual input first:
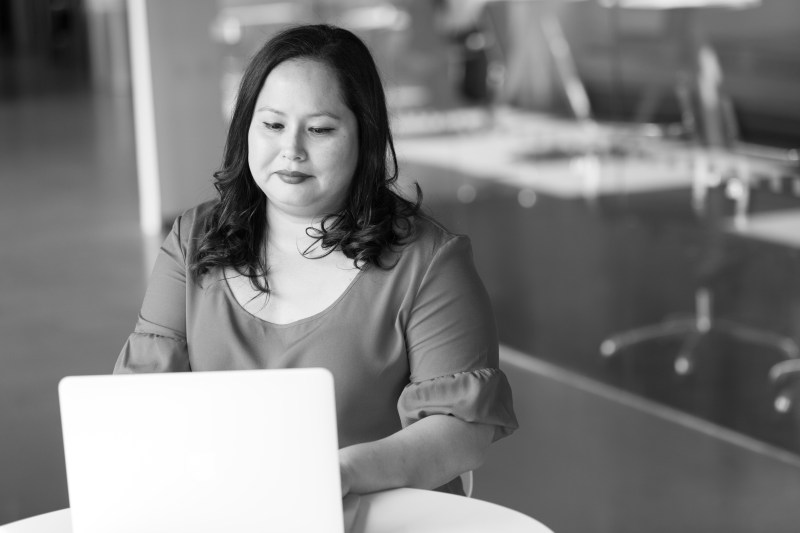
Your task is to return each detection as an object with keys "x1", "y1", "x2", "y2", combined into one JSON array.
[
  {"x1": 338, "y1": 232, "x2": 517, "y2": 495},
  {"x1": 339, "y1": 414, "x2": 495, "y2": 496},
  {"x1": 114, "y1": 213, "x2": 191, "y2": 373}
]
